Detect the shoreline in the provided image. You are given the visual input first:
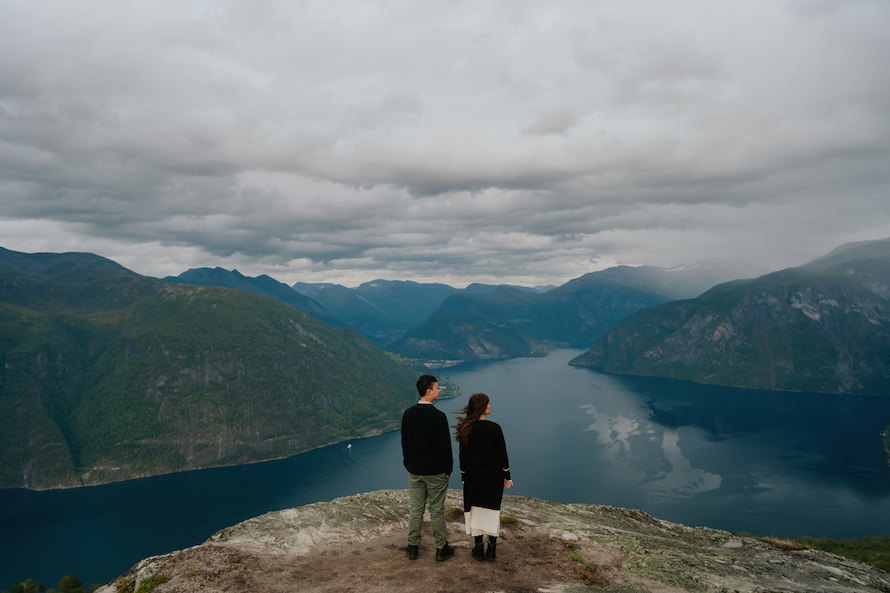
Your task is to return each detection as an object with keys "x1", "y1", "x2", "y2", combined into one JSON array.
[{"x1": 3, "y1": 392, "x2": 467, "y2": 493}]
